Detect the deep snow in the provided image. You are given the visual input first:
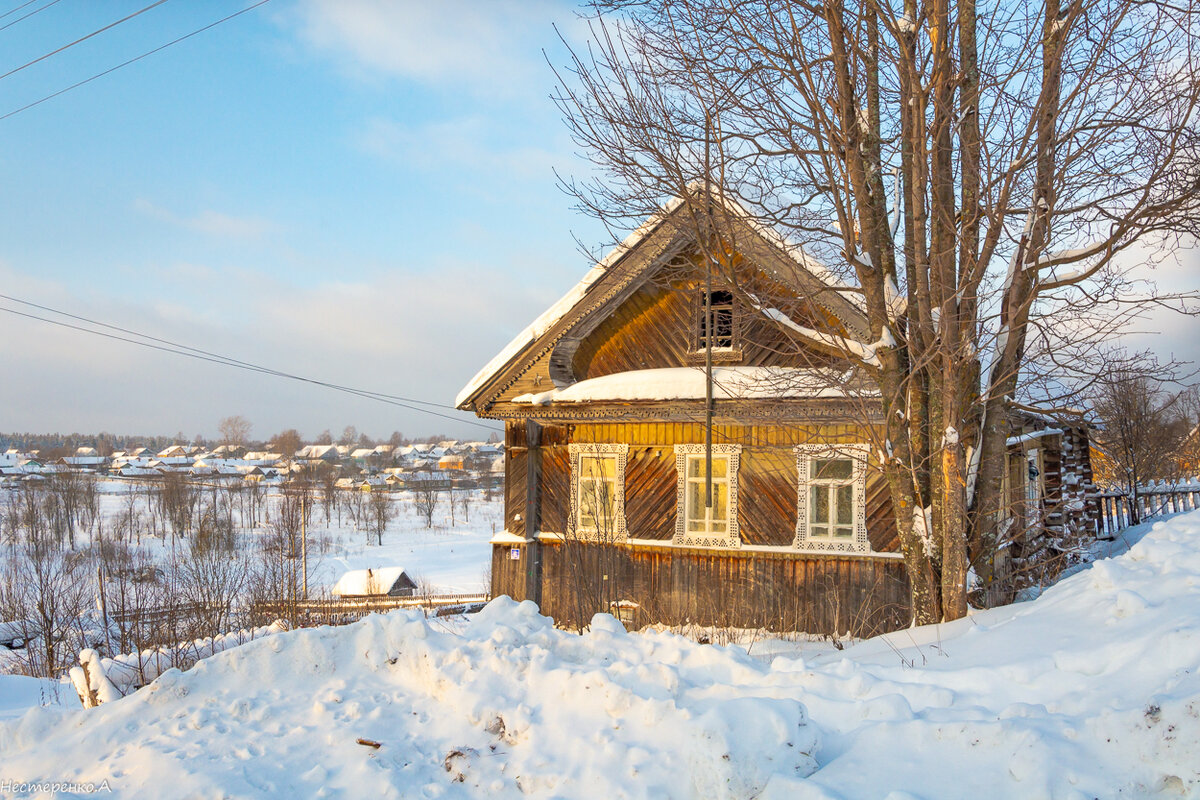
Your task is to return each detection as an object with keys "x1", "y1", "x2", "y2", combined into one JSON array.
[{"x1": 1, "y1": 511, "x2": 1199, "y2": 798}]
